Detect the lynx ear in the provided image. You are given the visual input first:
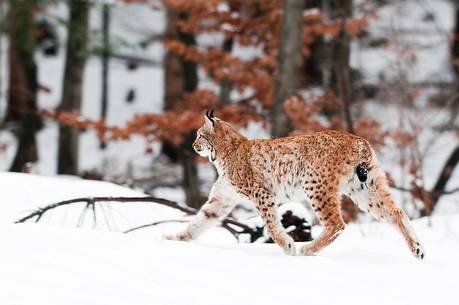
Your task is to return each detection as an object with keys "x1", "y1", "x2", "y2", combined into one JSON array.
[{"x1": 204, "y1": 110, "x2": 215, "y2": 127}]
